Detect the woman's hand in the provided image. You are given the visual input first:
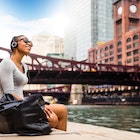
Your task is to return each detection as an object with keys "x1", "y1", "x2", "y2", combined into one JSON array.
[
  {"x1": 12, "y1": 93, "x2": 23, "y2": 100},
  {"x1": 44, "y1": 105, "x2": 58, "y2": 128}
]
